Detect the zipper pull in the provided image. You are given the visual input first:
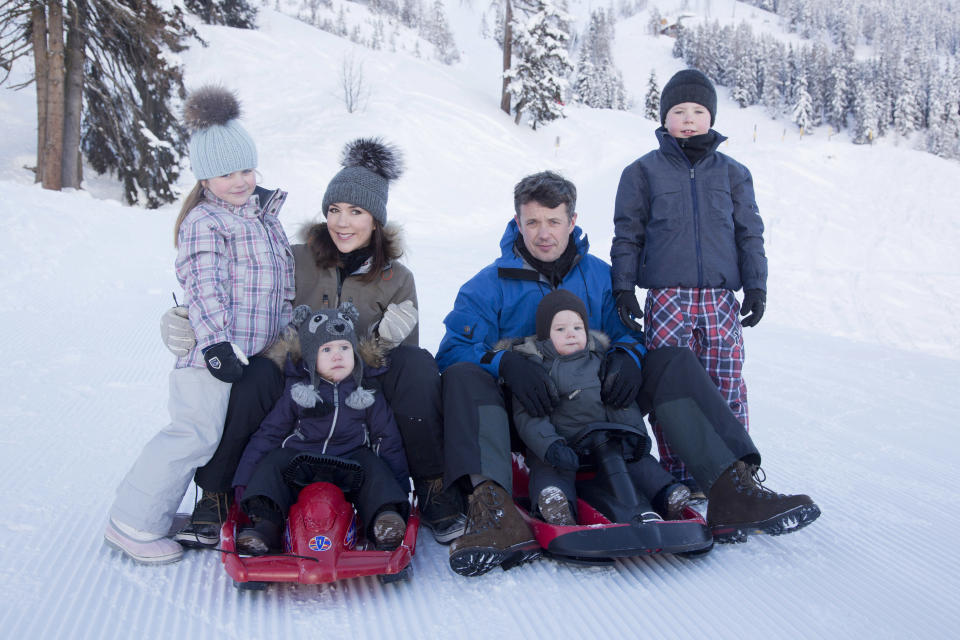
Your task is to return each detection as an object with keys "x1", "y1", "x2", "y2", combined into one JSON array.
[
  {"x1": 690, "y1": 168, "x2": 695, "y2": 180},
  {"x1": 322, "y1": 294, "x2": 330, "y2": 308}
]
